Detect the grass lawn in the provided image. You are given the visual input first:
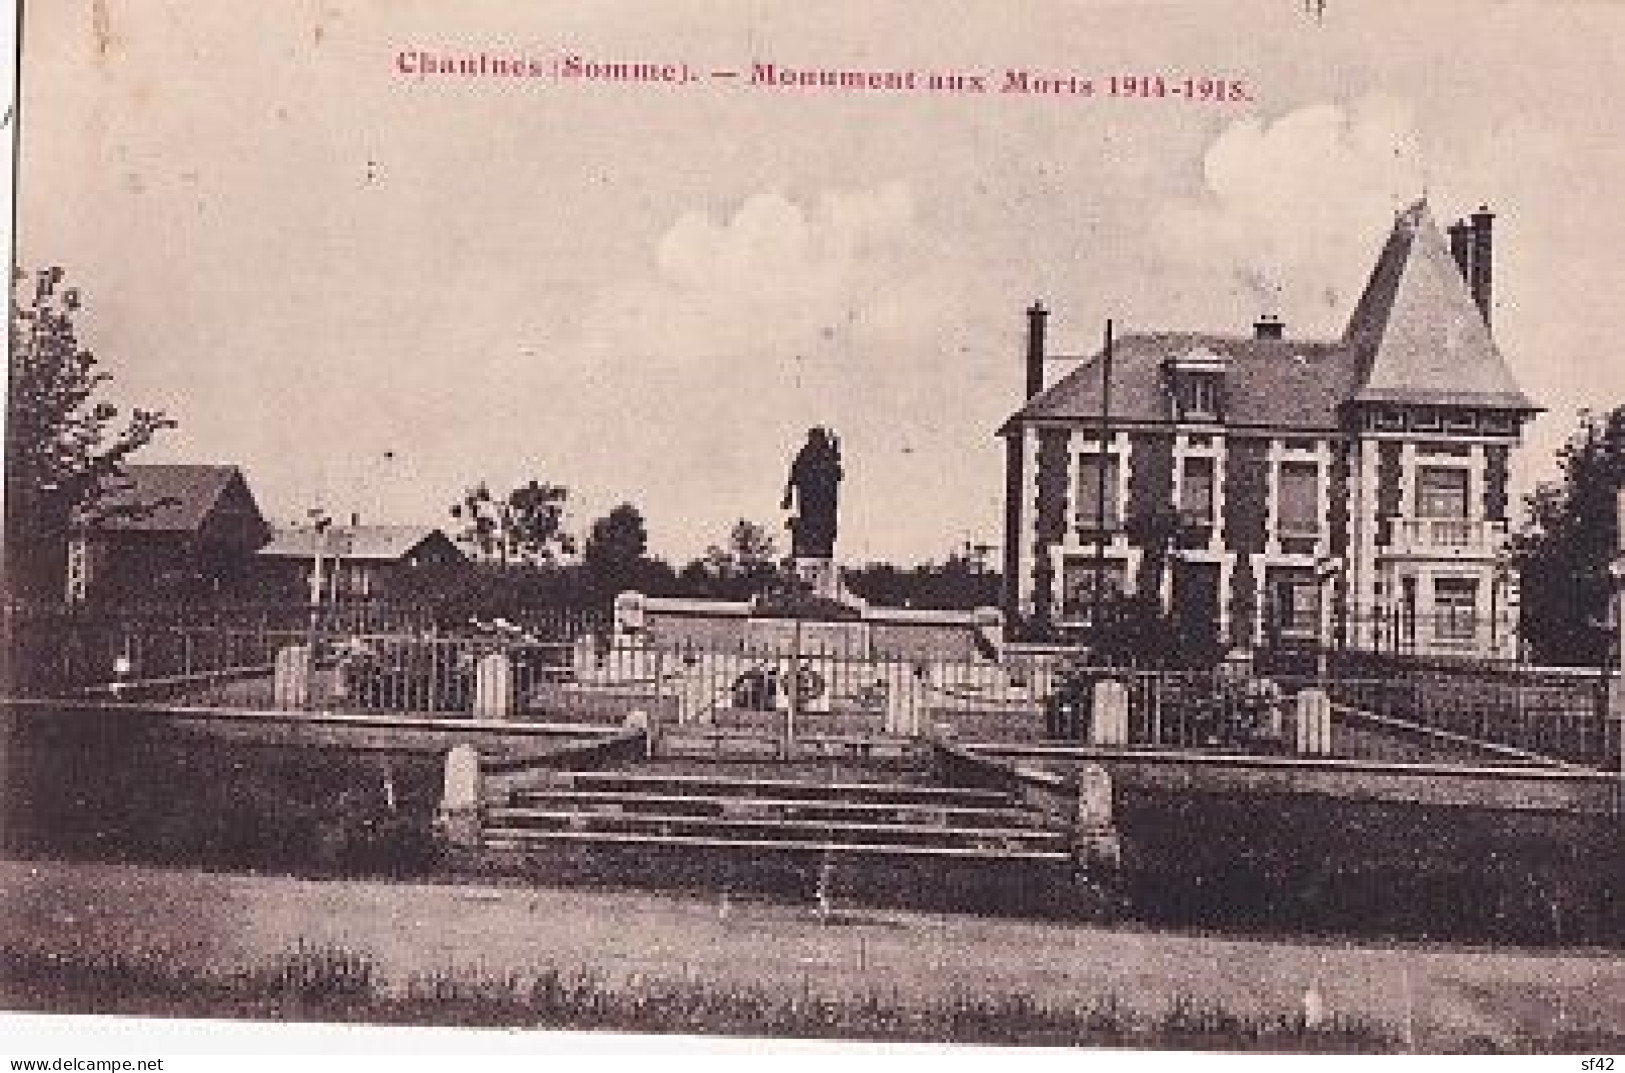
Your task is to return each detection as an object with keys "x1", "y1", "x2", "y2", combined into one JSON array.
[{"x1": 2, "y1": 857, "x2": 1623, "y2": 1051}]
